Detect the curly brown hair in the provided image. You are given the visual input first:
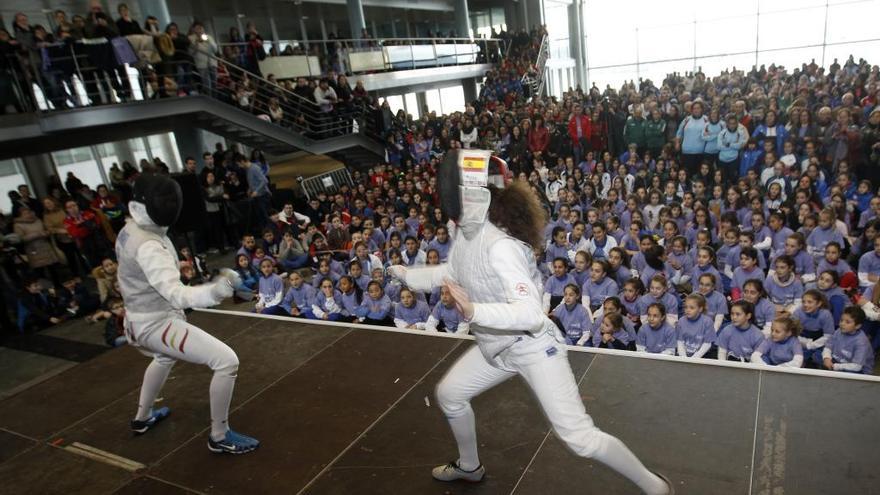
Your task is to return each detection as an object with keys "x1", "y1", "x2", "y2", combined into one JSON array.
[{"x1": 488, "y1": 180, "x2": 547, "y2": 250}]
